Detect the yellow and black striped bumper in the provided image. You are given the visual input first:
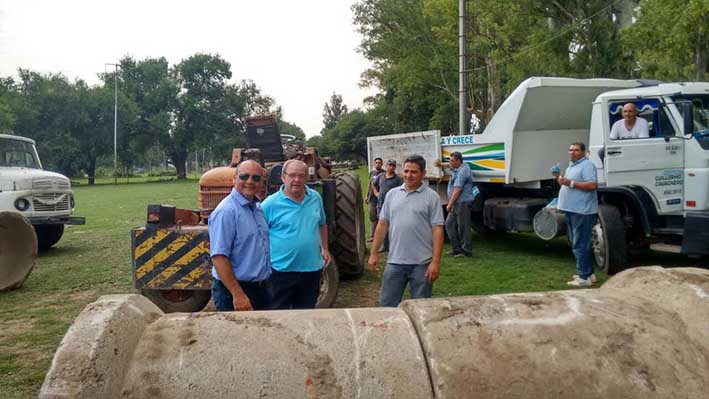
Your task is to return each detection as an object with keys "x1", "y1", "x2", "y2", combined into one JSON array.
[{"x1": 131, "y1": 226, "x2": 212, "y2": 290}]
